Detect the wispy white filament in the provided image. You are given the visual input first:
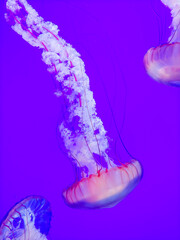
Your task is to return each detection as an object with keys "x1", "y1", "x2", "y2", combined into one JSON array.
[{"x1": 5, "y1": 0, "x2": 113, "y2": 175}]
